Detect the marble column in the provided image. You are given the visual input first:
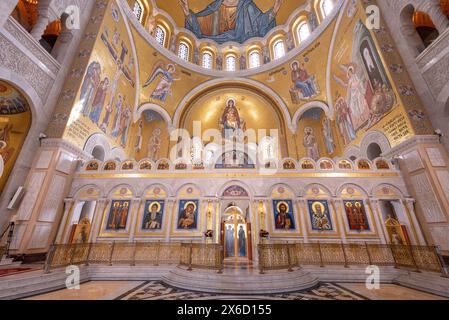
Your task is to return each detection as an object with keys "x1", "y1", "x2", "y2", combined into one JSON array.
[
  {"x1": 332, "y1": 198, "x2": 347, "y2": 243},
  {"x1": 368, "y1": 198, "x2": 386, "y2": 244},
  {"x1": 90, "y1": 198, "x2": 108, "y2": 243},
  {"x1": 404, "y1": 198, "x2": 427, "y2": 245},
  {"x1": 54, "y1": 198, "x2": 75, "y2": 244},
  {"x1": 297, "y1": 198, "x2": 309, "y2": 243},
  {"x1": 51, "y1": 14, "x2": 74, "y2": 62},
  {"x1": 128, "y1": 198, "x2": 142, "y2": 242},
  {"x1": 0, "y1": 0, "x2": 18, "y2": 28},
  {"x1": 30, "y1": 12, "x2": 51, "y2": 41},
  {"x1": 164, "y1": 198, "x2": 176, "y2": 242},
  {"x1": 400, "y1": 18, "x2": 426, "y2": 56}
]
